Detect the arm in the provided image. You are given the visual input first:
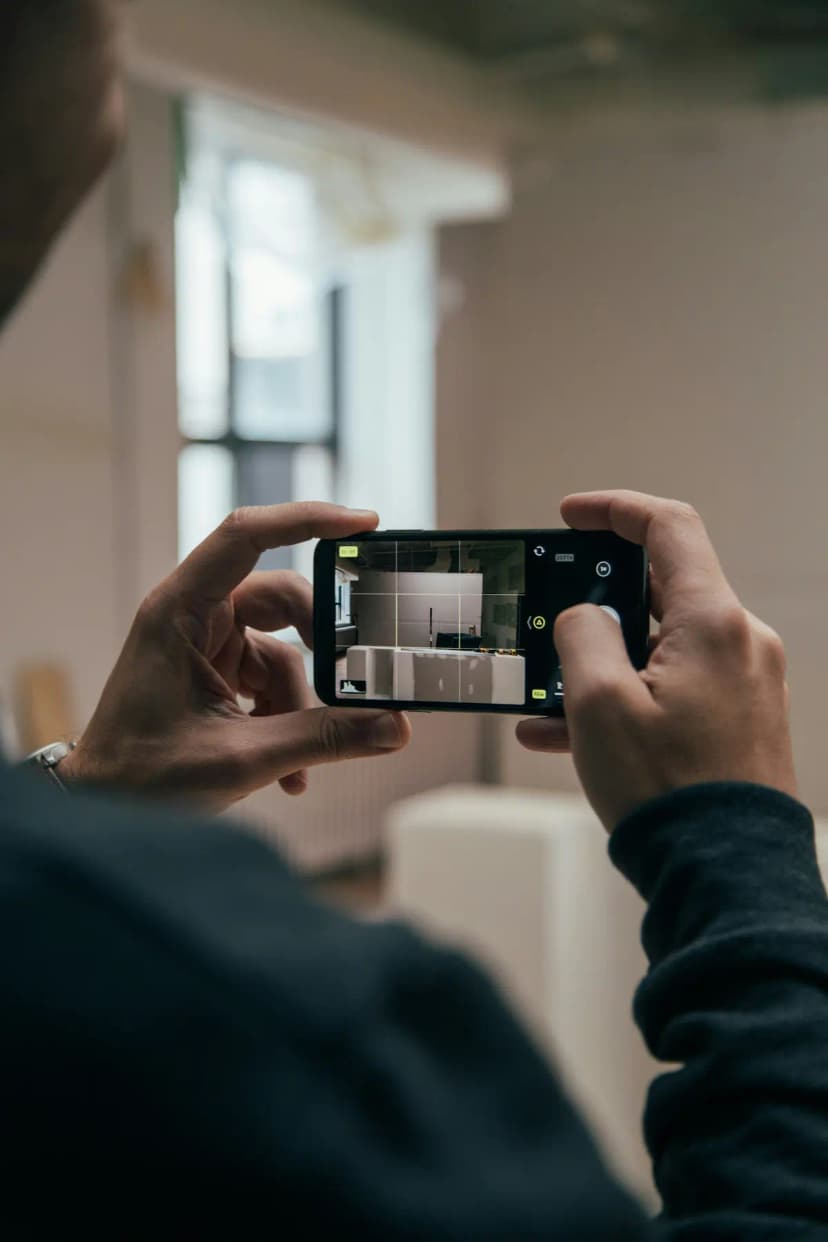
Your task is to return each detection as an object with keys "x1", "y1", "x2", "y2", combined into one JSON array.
[
  {"x1": 613, "y1": 784, "x2": 828, "y2": 1238},
  {"x1": 2, "y1": 766, "x2": 648, "y2": 1240},
  {"x1": 517, "y1": 490, "x2": 828, "y2": 1238}
]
